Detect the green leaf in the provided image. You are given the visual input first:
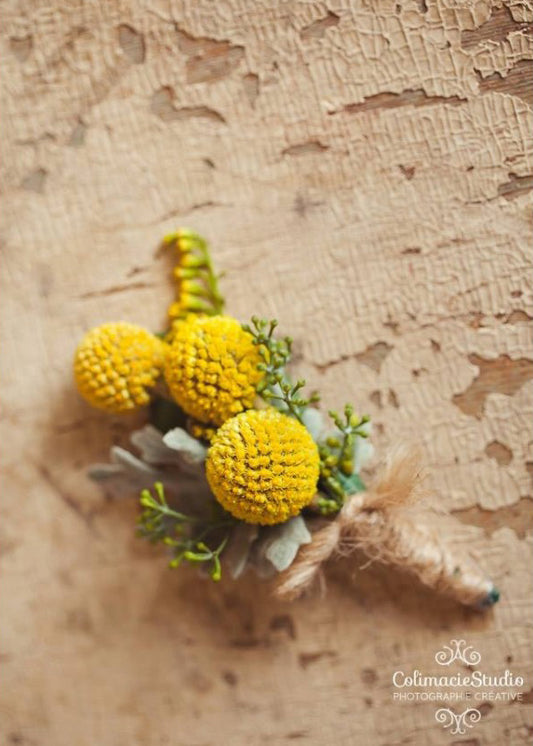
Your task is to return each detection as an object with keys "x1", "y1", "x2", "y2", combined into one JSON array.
[{"x1": 337, "y1": 471, "x2": 366, "y2": 495}]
